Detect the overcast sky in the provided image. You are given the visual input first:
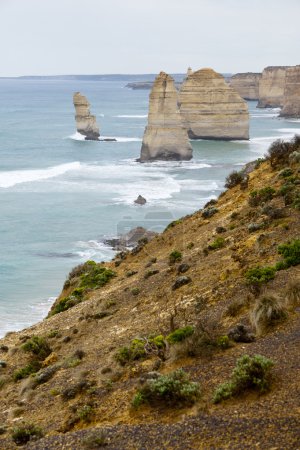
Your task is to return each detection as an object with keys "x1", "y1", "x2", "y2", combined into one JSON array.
[{"x1": 0, "y1": 0, "x2": 299, "y2": 76}]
